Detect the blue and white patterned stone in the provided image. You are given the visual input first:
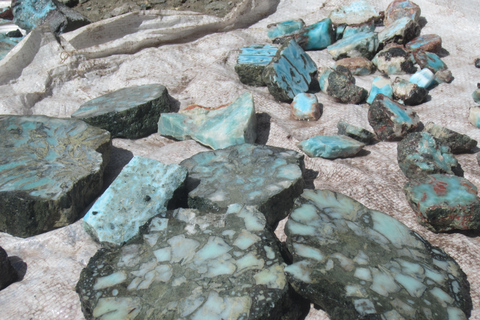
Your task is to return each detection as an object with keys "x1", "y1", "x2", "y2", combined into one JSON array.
[
  {"x1": 298, "y1": 135, "x2": 365, "y2": 159},
  {"x1": 372, "y1": 47, "x2": 417, "y2": 75},
  {"x1": 392, "y1": 77, "x2": 427, "y2": 105},
  {"x1": 235, "y1": 44, "x2": 278, "y2": 86},
  {"x1": 410, "y1": 68, "x2": 435, "y2": 89},
  {"x1": 384, "y1": 0, "x2": 421, "y2": 27},
  {"x1": 328, "y1": 0, "x2": 380, "y2": 25},
  {"x1": 327, "y1": 32, "x2": 379, "y2": 60},
  {"x1": 267, "y1": 19, "x2": 305, "y2": 39},
  {"x1": 293, "y1": 18, "x2": 333, "y2": 50},
  {"x1": 342, "y1": 20, "x2": 375, "y2": 39},
  {"x1": 406, "y1": 34, "x2": 442, "y2": 53},
  {"x1": 337, "y1": 120, "x2": 376, "y2": 144},
  {"x1": 413, "y1": 51, "x2": 447, "y2": 73},
  {"x1": 285, "y1": 189, "x2": 472, "y2": 320},
  {"x1": 290, "y1": 93, "x2": 323, "y2": 121},
  {"x1": 158, "y1": 92, "x2": 256, "y2": 150},
  {"x1": 83, "y1": 156, "x2": 187, "y2": 246},
  {"x1": 468, "y1": 107, "x2": 480, "y2": 128},
  {"x1": 378, "y1": 17, "x2": 420, "y2": 45},
  {"x1": 424, "y1": 122, "x2": 477, "y2": 154},
  {"x1": 367, "y1": 76, "x2": 393, "y2": 104}
]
